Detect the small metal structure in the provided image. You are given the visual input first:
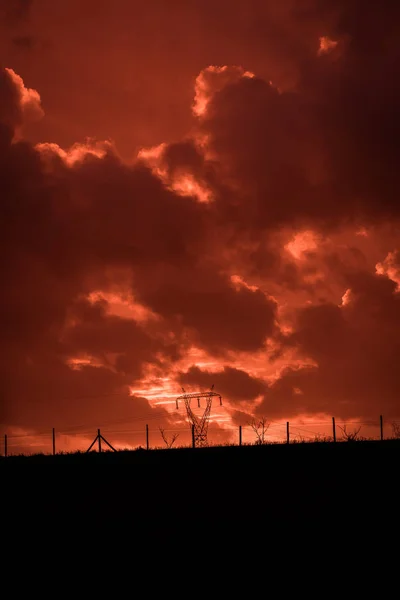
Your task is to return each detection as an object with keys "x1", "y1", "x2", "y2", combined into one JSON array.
[{"x1": 176, "y1": 387, "x2": 222, "y2": 448}]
